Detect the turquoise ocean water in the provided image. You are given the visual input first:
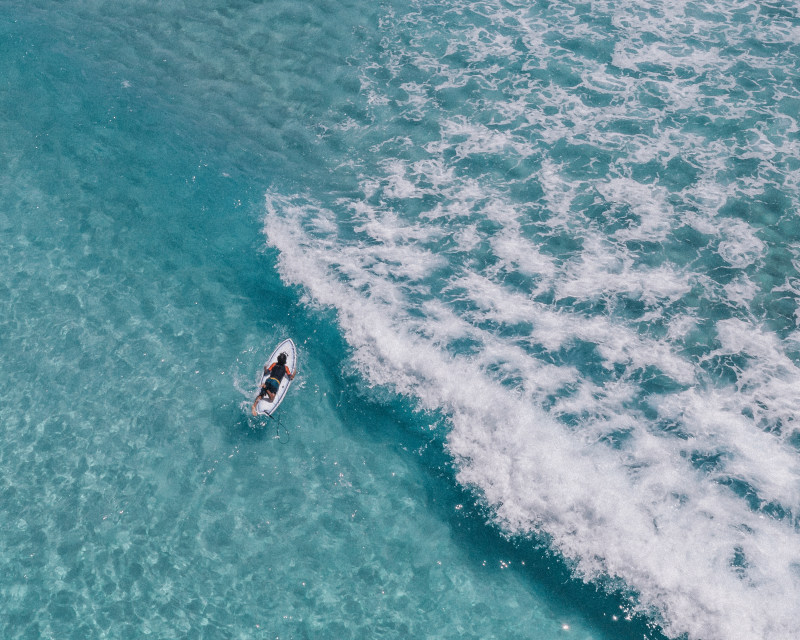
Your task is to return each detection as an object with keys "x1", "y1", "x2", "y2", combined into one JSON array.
[{"x1": 2, "y1": 1, "x2": 799, "y2": 638}]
